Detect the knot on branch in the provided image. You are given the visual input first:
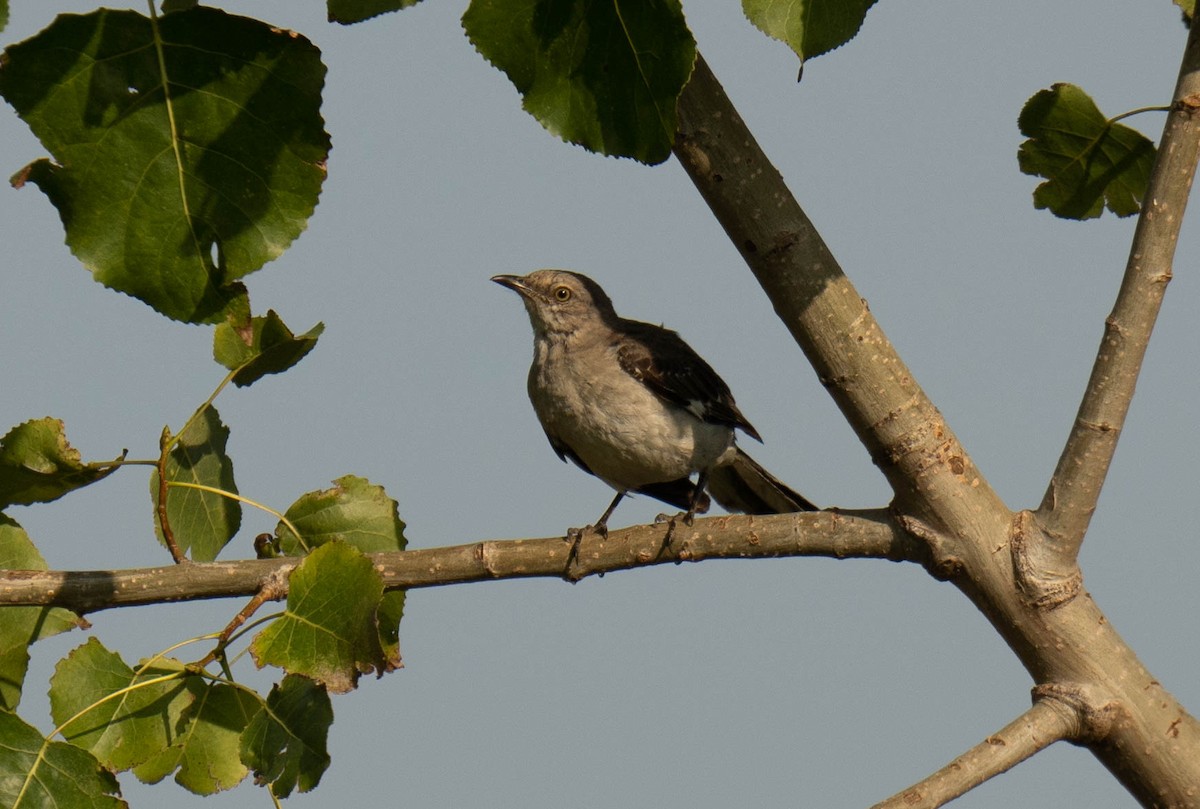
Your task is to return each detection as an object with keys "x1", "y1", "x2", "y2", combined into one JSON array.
[
  {"x1": 260, "y1": 566, "x2": 292, "y2": 601},
  {"x1": 1174, "y1": 92, "x2": 1200, "y2": 113},
  {"x1": 1032, "y1": 683, "x2": 1122, "y2": 743},
  {"x1": 1010, "y1": 511, "x2": 1082, "y2": 610},
  {"x1": 894, "y1": 512, "x2": 963, "y2": 581}
]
